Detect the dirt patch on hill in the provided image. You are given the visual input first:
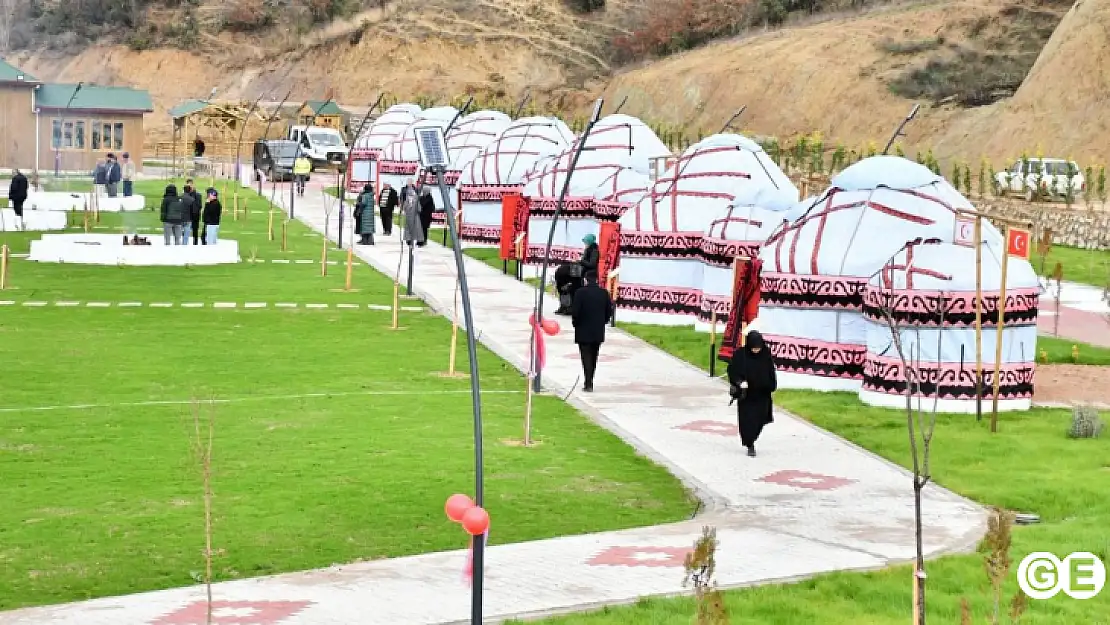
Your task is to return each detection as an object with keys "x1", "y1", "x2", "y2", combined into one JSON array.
[{"x1": 1035, "y1": 364, "x2": 1110, "y2": 405}]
